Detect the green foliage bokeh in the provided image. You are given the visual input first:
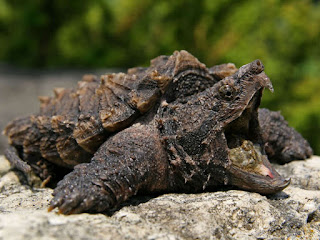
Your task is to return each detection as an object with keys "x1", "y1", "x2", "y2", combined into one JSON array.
[{"x1": 0, "y1": 0, "x2": 319, "y2": 154}]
